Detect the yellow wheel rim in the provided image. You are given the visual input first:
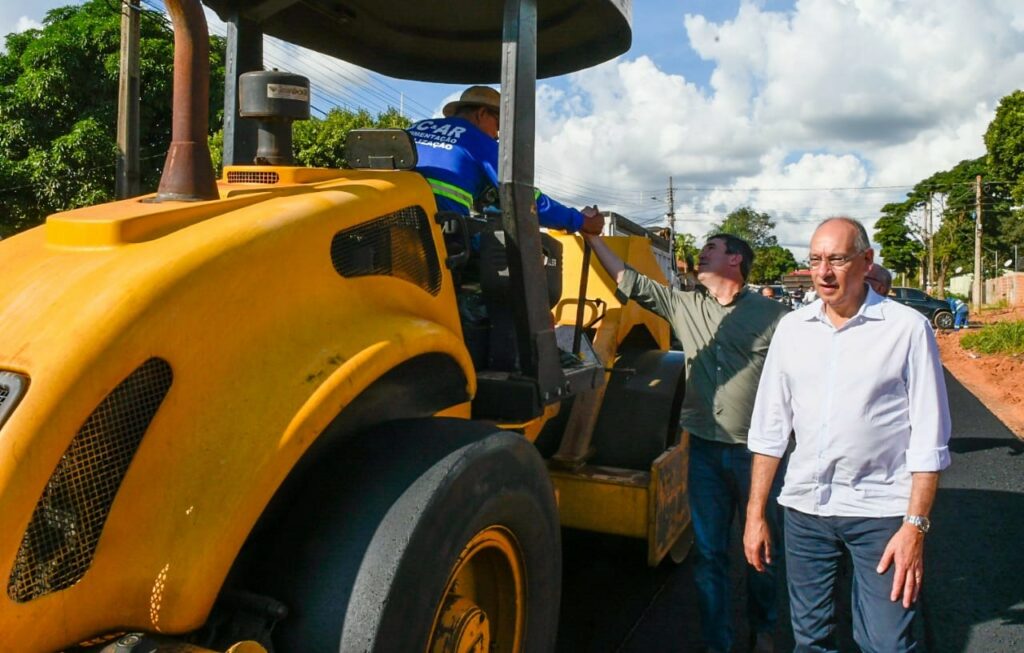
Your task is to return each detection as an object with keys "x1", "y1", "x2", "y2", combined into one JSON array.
[{"x1": 428, "y1": 526, "x2": 526, "y2": 653}]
